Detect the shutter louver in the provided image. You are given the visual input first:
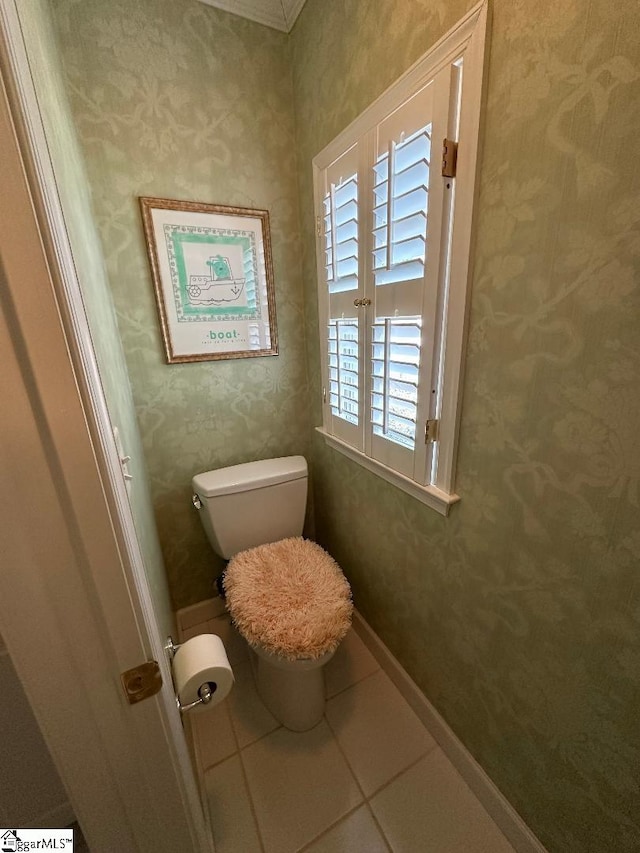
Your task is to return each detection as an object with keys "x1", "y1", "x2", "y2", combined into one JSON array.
[
  {"x1": 369, "y1": 86, "x2": 435, "y2": 469},
  {"x1": 324, "y1": 170, "x2": 360, "y2": 431},
  {"x1": 321, "y1": 144, "x2": 363, "y2": 447},
  {"x1": 325, "y1": 176, "x2": 358, "y2": 293},
  {"x1": 371, "y1": 318, "x2": 421, "y2": 450},
  {"x1": 372, "y1": 123, "x2": 431, "y2": 287},
  {"x1": 328, "y1": 318, "x2": 359, "y2": 425}
]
